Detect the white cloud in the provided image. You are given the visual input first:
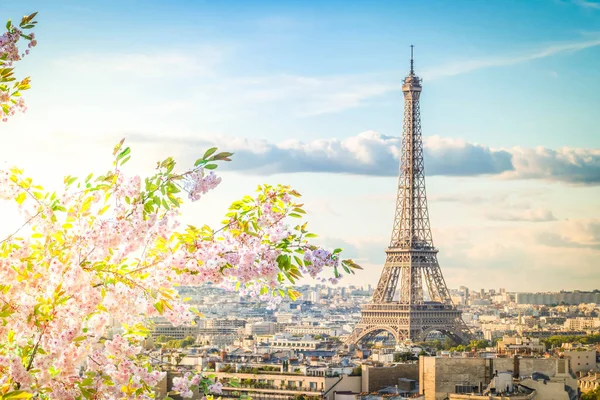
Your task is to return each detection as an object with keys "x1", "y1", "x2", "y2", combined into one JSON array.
[
  {"x1": 536, "y1": 218, "x2": 600, "y2": 249},
  {"x1": 129, "y1": 131, "x2": 600, "y2": 184},
  {"x1": 502, "y1": 146, "x2": 600, "y2": 183},
  {"x1": 486, "y1": 209, "x2": 557, "y2": 222}
]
